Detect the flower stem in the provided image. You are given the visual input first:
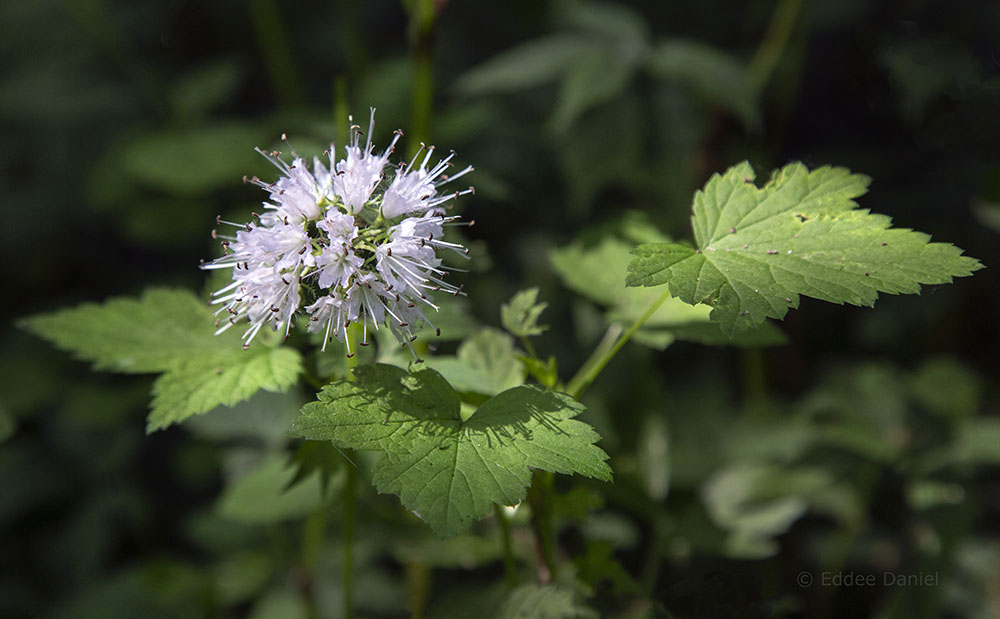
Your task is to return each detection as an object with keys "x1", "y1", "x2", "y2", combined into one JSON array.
[
  {"x1": 407, "y1": 0, "x2": 436, "y2": 157},
  {"x1": 494, "y1": 504, "x2": 518, "y2": 587},
  {"x1": 527, "y1": 470, "x2": 557, "y2": 583},
  {"x1": 566, "y1": 286, "x2": 672, "y2": 400},
  {"x1": 248, "y1": 0, "x2": 302, "y2": 107},
  {"x1": 341, "y1": 324, "x2": 363, "y2": 619},
  {"x1": 341, "y1": 459, "x2": 356, "y2": 619},
  {"x1": 747, "y1": 0, "x2": 803, "y2": 94},
  {"x1": 300, "y1": 509, "x2": 326, "y2": 619}
]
